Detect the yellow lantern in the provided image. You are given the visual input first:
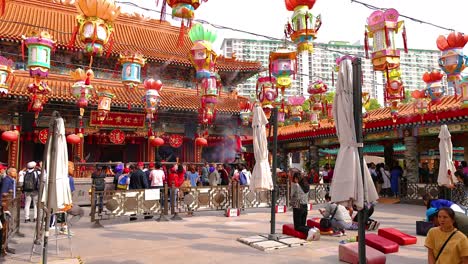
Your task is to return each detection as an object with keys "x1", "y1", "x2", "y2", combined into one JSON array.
[{"x1": 71, "y1": 0, "x2": 121, "y2": 57}]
